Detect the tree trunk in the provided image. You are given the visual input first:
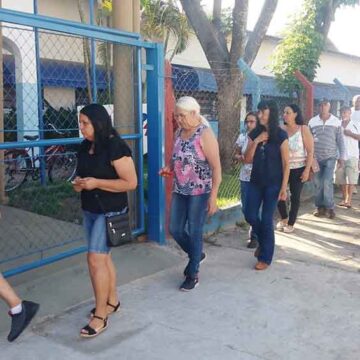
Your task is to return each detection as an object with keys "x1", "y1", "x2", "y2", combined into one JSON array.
[{"x1": 216, "y1": 70, "x2": 243, "y2": 172}]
